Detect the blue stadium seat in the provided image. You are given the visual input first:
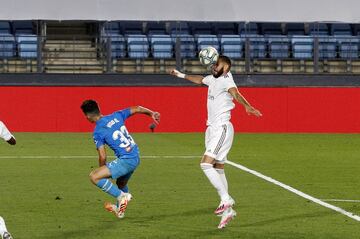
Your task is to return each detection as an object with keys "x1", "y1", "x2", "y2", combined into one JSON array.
[
  {"x1": 318, "y1": 37, "x2": 337, "y2": 59},
  {"x1": 286, "y1": 23, "x2": 305, "y2": 36},
  {"x1": 267, "y1": 35, "x2": 290, "y2": 58},
  {"x1": 150, "y1": 34, "x2": 173, "y2": 58},
  {"x1": 16, "y1": 34, "x2": 37, "y2": 58},
  {"x1": 238, "y1": 22, "x2": 258, "y2": 36},
  {"x1": 309, "y1": 23, "x2": 329, "y2": 36},
  {"x1": 331, "y1": 24, "x2": 352, "y2": 36},
  {"x1": 0, "y1": 33, "x2": 16, "y2": 58},
  {"x1": 189, "y1": 22, "x2": 213, "y2": 35},
  {"x1": 171, "y1": 34, "x2": 196, "y2": 58},
  {"x1": 247, "y1": 35, "x2": 266, "y2": 58},
  {"x1": 120, "y1": 22, "x2": 143, "y2": 35},
  {"x1": 13, "y1": 21, "x2": 33, "y2": 34},
  {"x1": 127, "y1": 34, "x2": 149, "y2": 58},
  {"x1": 337, "y1": 37, "x2": 359, "y2": 59},
  {"x1": 169, "y1": 22, "x2": 190, "y2": 35},
  {"x1": 108, "y1": 34, "x2": 126, "y2": 58},
  {"x1": 262, "y1": 23, "x2": 282, "y2": 36},
  {"x1": 146, "y1": 22, "x2": 167, "y2": 35},
  {"x1": 104, "y1": 22, "x2": 121, "y2": 35},
  {"x1": 291, "y1": 36, "x2": 313, "y2": 59},
  {"x1": 0, "y1": 21, "x2": 11, "y2": 34},
  {"x1": 196, "y1": 34, "x2": 220, "y2": 52},
  {"x1": 220, "y1": 35, "x2": 243, "y2": 58},
  {"x1": 213, "y1": 22, "x2": 237, "y2": 35}
]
